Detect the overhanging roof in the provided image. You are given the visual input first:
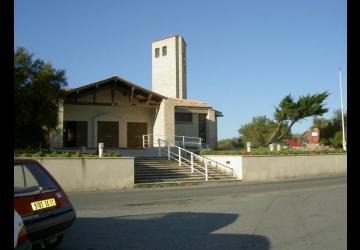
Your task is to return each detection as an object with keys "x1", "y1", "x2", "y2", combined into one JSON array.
[
  {"x1": 170, "y1": 98, "x2": 211, "y2": 108},
  {"x1": 65, "y1": 76, "x2": 166, "y2": 104},
  {"x1": 170, "y1": 98, "x2": 223, "y2": 117}
]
